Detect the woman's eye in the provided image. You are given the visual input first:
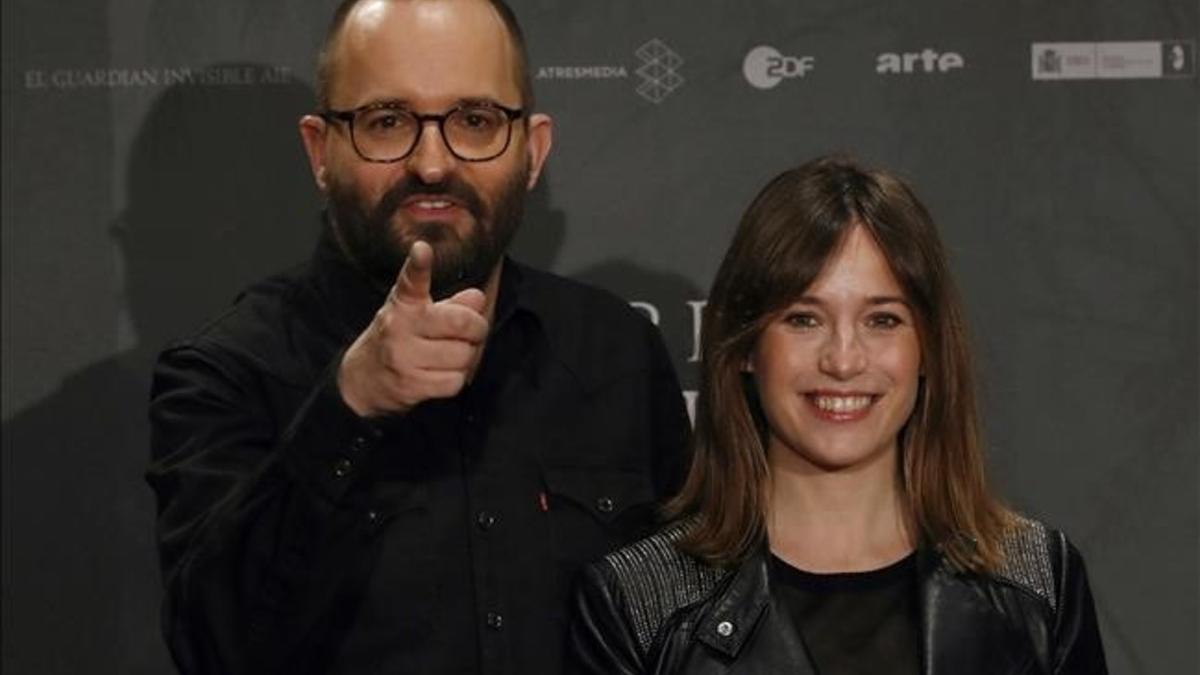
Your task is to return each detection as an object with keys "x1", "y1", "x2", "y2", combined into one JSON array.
[
  {"x1": 783, "y1": 312, "x2": 819, "y2": 329},
  {"x1": 867, "y1": 313, "x2": 902, "y2": 329}
]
